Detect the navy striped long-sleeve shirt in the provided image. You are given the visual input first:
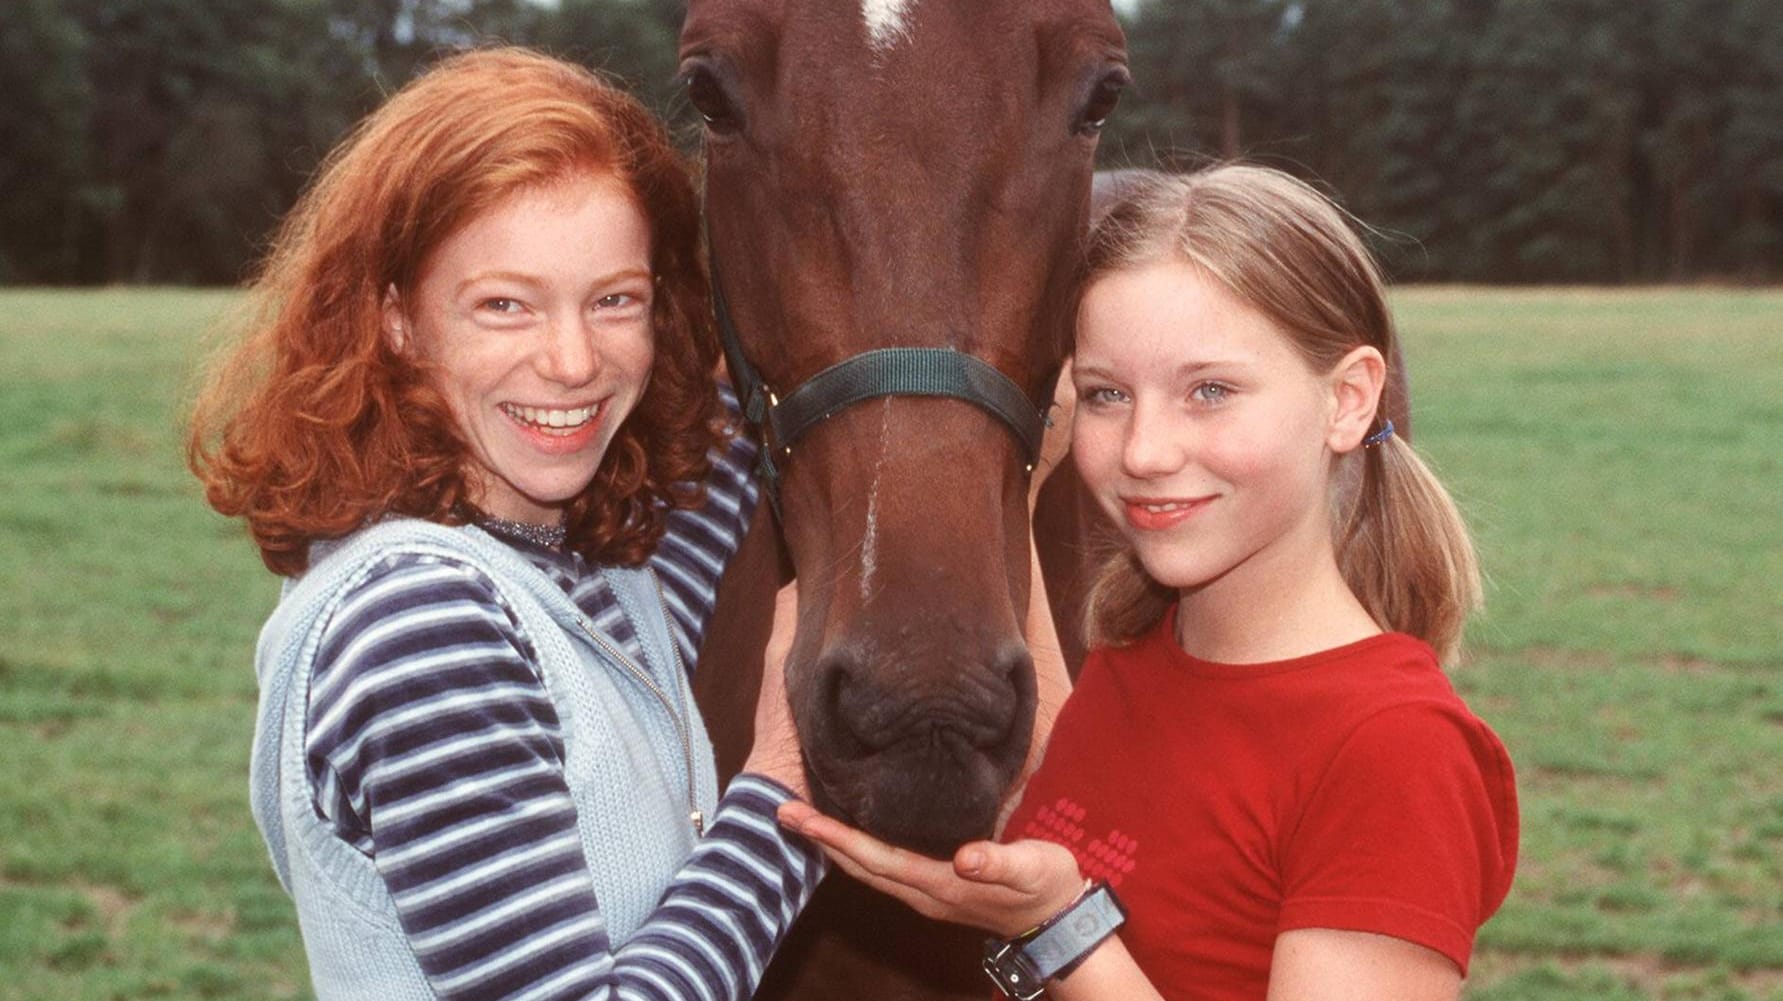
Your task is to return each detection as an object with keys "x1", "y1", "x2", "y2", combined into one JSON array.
[{"x1": 303, "y1": 418, "x2": 819, "y2": 1000}]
